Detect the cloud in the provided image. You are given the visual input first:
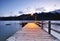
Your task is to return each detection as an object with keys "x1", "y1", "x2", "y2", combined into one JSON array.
[
  {"x1": 35, "y1": 7, "x2": 46, "y2": 12},
  {"x1": 19, "y1": 11, "x2": 23, "y2": 14}
]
